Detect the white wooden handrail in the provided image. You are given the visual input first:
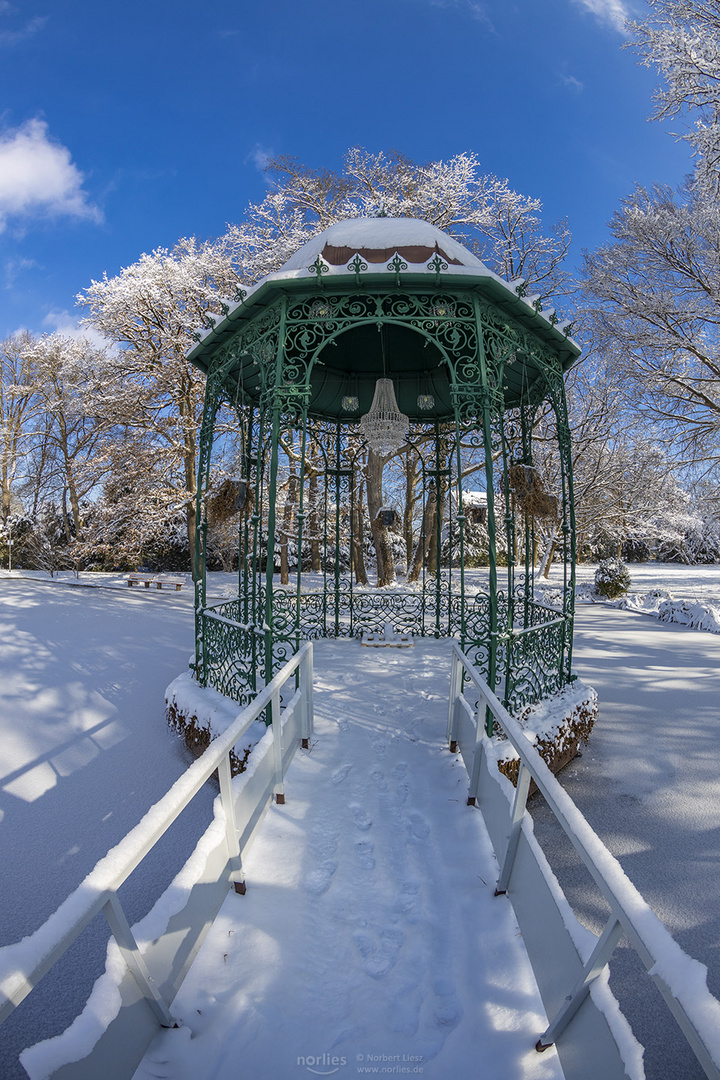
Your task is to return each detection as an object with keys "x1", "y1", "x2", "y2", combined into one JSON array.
[
  {"x1": 0, "y1": 642, "x2": 313, "y2": 1031},
  {"x1": 448, "y1": 641, "x2": 720, "y2": 1080}
]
